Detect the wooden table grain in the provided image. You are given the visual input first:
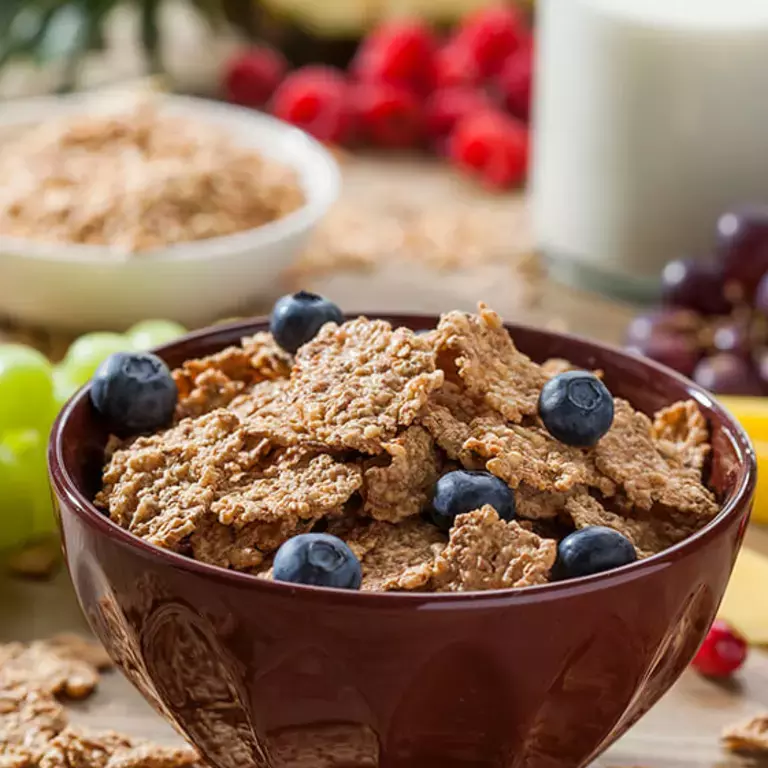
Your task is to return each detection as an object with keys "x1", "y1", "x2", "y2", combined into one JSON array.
[{"x1": 0, "y1": 156, "x2": 762, "y2": 767}]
